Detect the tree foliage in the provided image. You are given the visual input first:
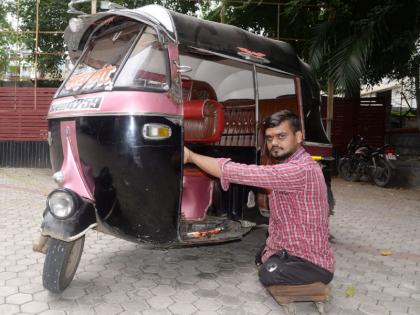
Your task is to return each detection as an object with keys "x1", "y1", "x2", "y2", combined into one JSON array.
[
  {"x1": 0, "y1": 0, "x2": 13, "y2": 78},
  {"x1": 288, "y1": 1, "x2": 420, "y2": 96},
  {"x1": 16, "y1": 0, "x2": 69, "y2": 79},
  {"x1": 203, "y1": 0, "x2": 420, "y2": 97},
  {"x1": 110, "y1": 0, "x2": 199, "y2": 14},
  {"x1": 5, "y1": 0, "x2": 420, "y2": 94},
  {"x1": 11, "y1": 0, "x2": 199, "y2": 80}
]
